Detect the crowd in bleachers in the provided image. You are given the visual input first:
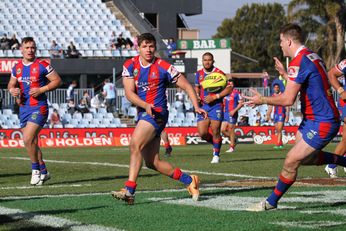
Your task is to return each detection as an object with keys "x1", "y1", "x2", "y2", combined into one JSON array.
[{"x1": 0, "y1": 0, "x2": 139, "y2": 58}]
